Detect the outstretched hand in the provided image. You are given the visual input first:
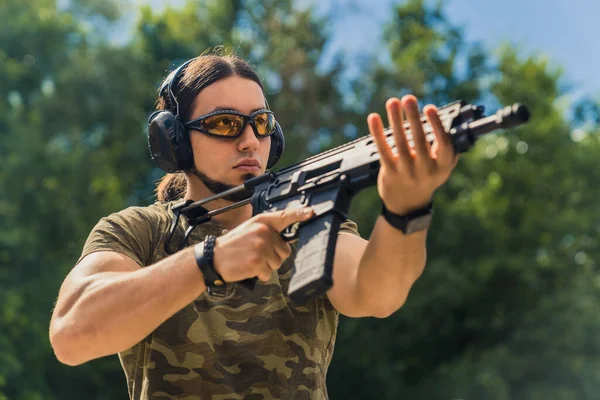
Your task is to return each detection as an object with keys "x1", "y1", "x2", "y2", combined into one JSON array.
[{"x1": 368, "y1": 95, "x2": 459, "y2": 215}]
